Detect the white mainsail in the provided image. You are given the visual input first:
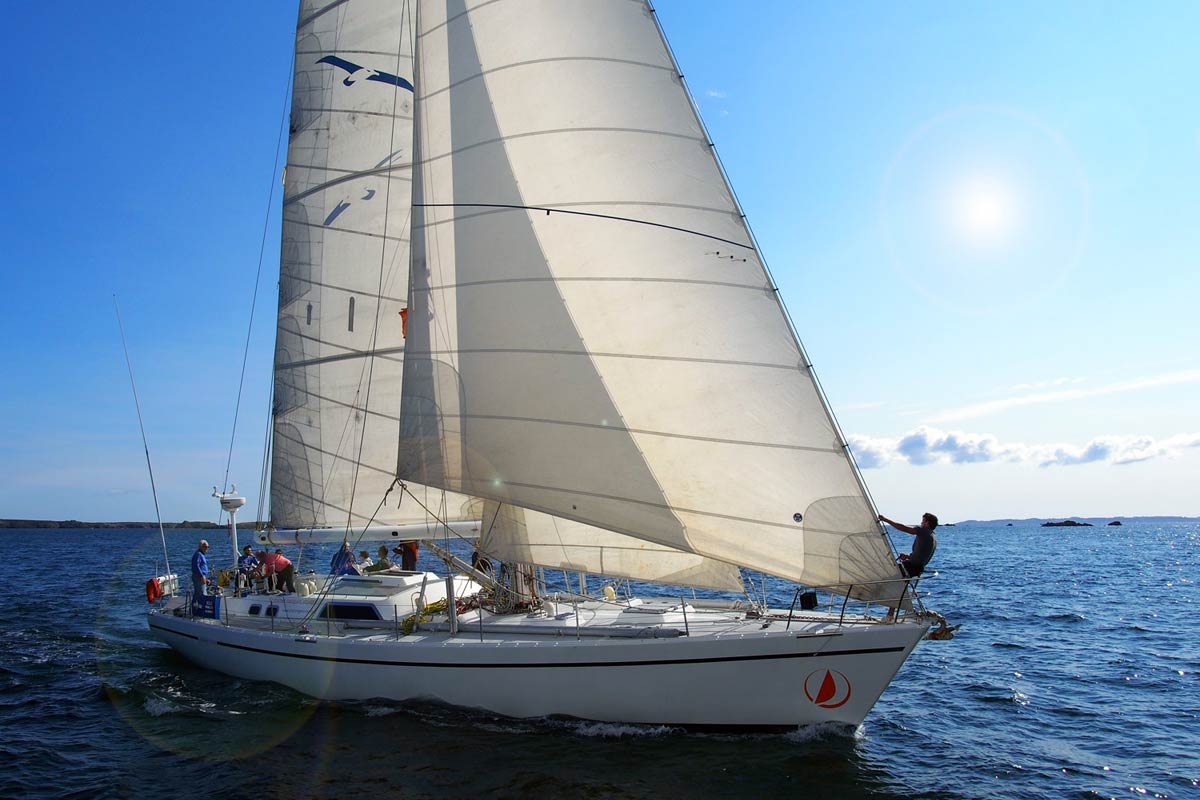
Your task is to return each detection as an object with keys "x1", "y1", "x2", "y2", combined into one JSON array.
[
  {"x1": 398, "y1": 0, "x2": 903, "y2": 600},
  {"x1": 272, "y1": 0, "x2": 478, "y2": 532}
]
